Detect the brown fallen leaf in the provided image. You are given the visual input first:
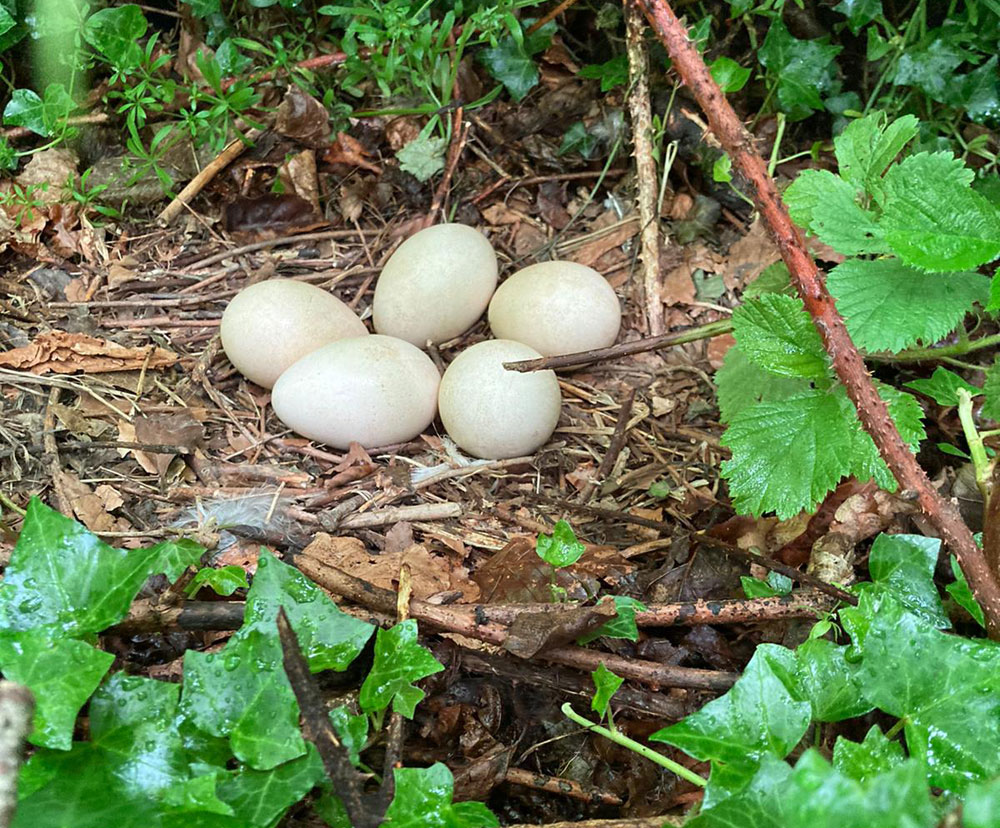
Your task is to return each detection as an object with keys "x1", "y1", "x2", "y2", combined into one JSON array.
[
  {"x1": 0, "y1": 331, "x2": 177, "y2": 375},
  {"x1": 134, "y1": 411, "x2": 205, "y2": 476},
  {"x1": 57, "y1": 470, "x2": 129, "y2": 533},
  {"x1": 322, "y1": 132, "x2": 381, "y2": 174},
  {"x1": 504, "y1": 601, "x2": 617, "y2": 659}
]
